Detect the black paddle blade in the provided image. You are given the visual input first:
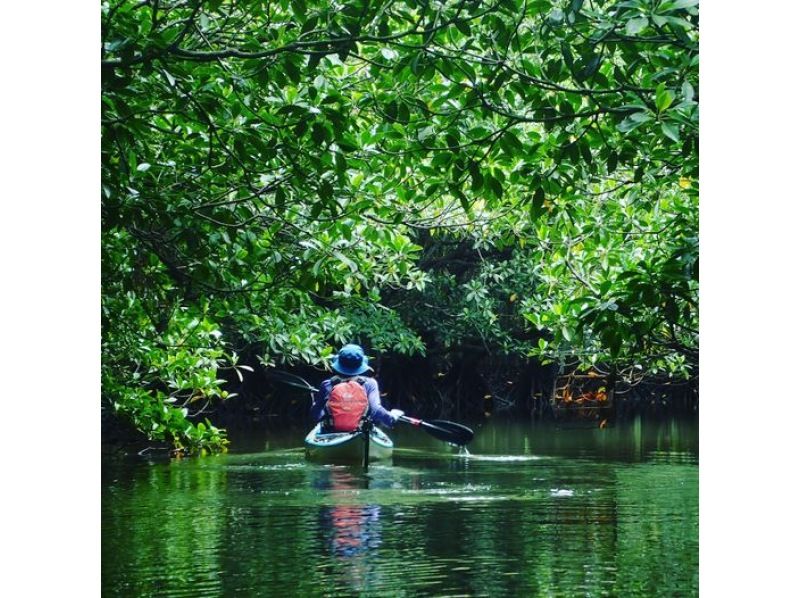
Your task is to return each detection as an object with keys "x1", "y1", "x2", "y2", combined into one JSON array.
[
  {"x1": 266, "y1": 371, "x2": 319, "y2": 393},
  {"x1": 398, "y1": 415, "x2": 475, "y2": 445},
  {"x1": 427, "y1": 420, "x2": 474, "y2": 446}
]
